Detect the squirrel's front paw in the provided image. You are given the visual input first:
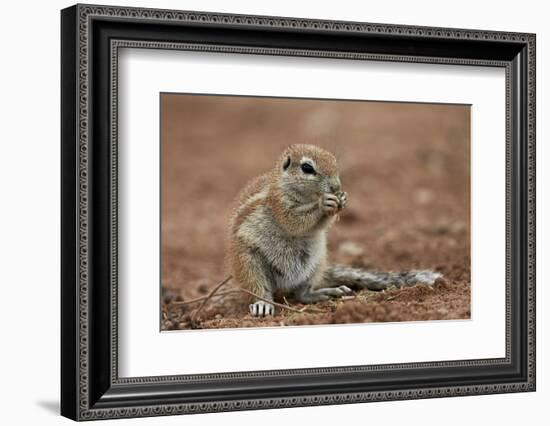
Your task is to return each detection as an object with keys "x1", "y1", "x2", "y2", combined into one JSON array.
[
  {"x1": 249, "y1": 300, "x2": 274, "y2": 317},
  {"x1": 320, "y1": 193, "x2": 340, "y2": 216},
  {"x1": 336, "y1": 191, "x2": 347, "y2": 210}
]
